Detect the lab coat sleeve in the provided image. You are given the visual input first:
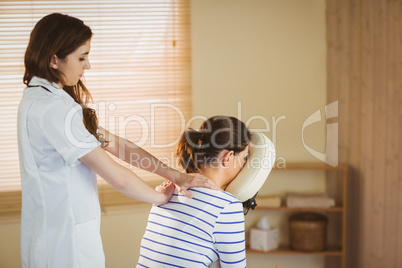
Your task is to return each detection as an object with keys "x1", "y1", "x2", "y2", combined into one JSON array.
[{"x1": 34, "y1": 97, "x2": 100, "y2": 166}]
